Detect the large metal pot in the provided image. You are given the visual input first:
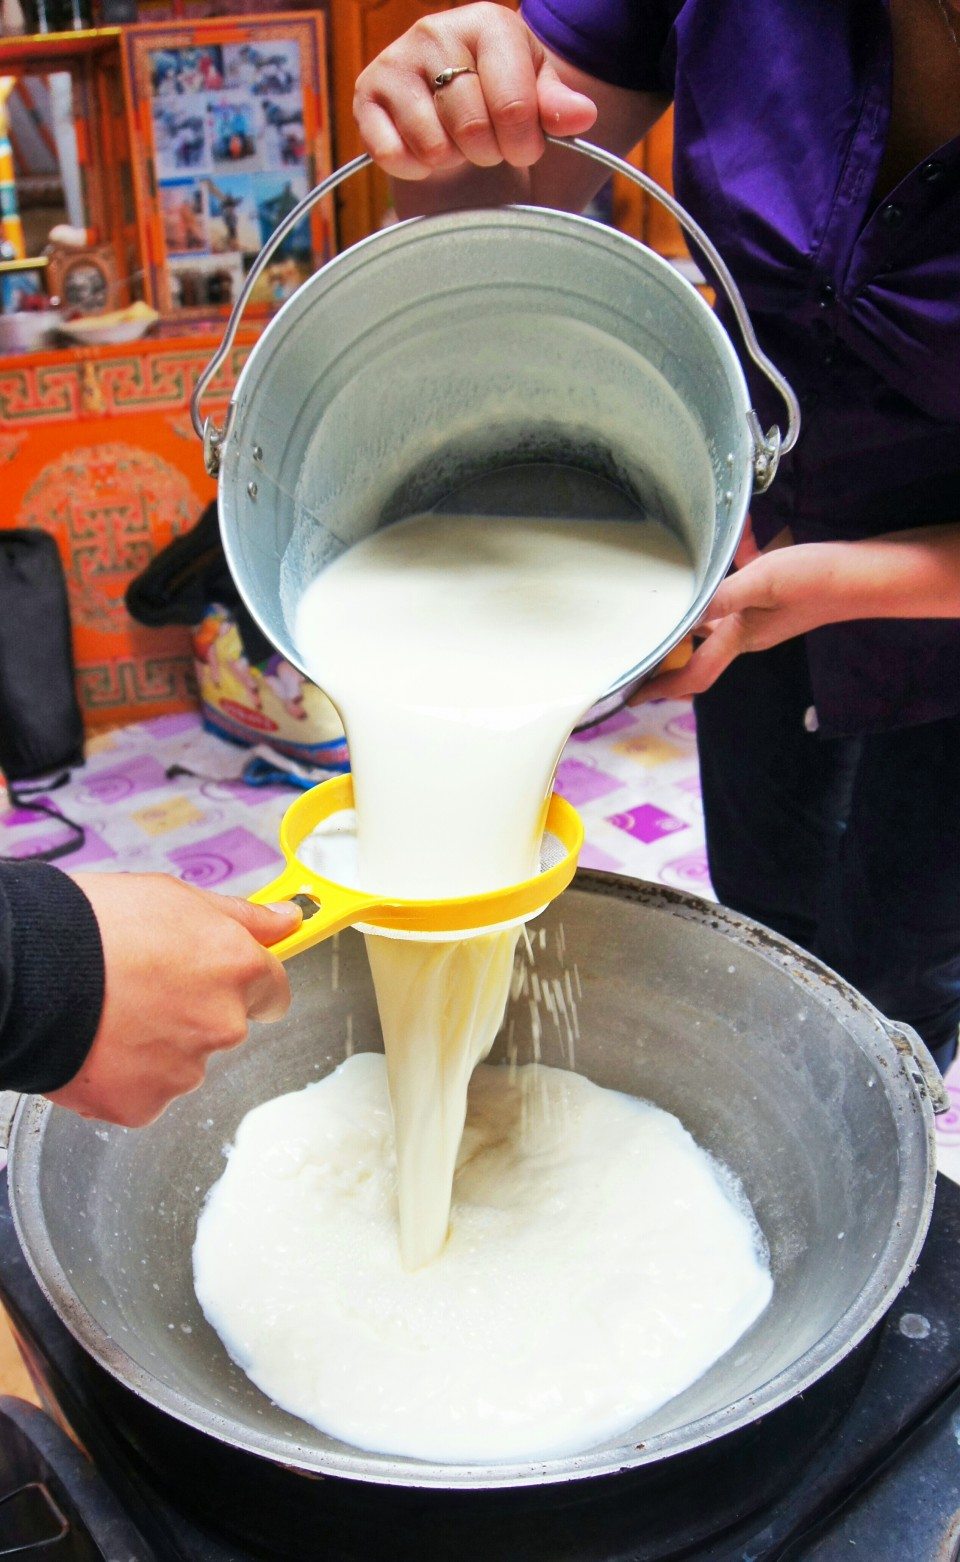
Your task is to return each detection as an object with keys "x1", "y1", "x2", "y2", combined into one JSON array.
[
  {"x1": 190, "y1": 141, "x2": 801, "y2": 721},
  {"x1": 3, "y1": 876, "x2": 943, "y2": 1493}
]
